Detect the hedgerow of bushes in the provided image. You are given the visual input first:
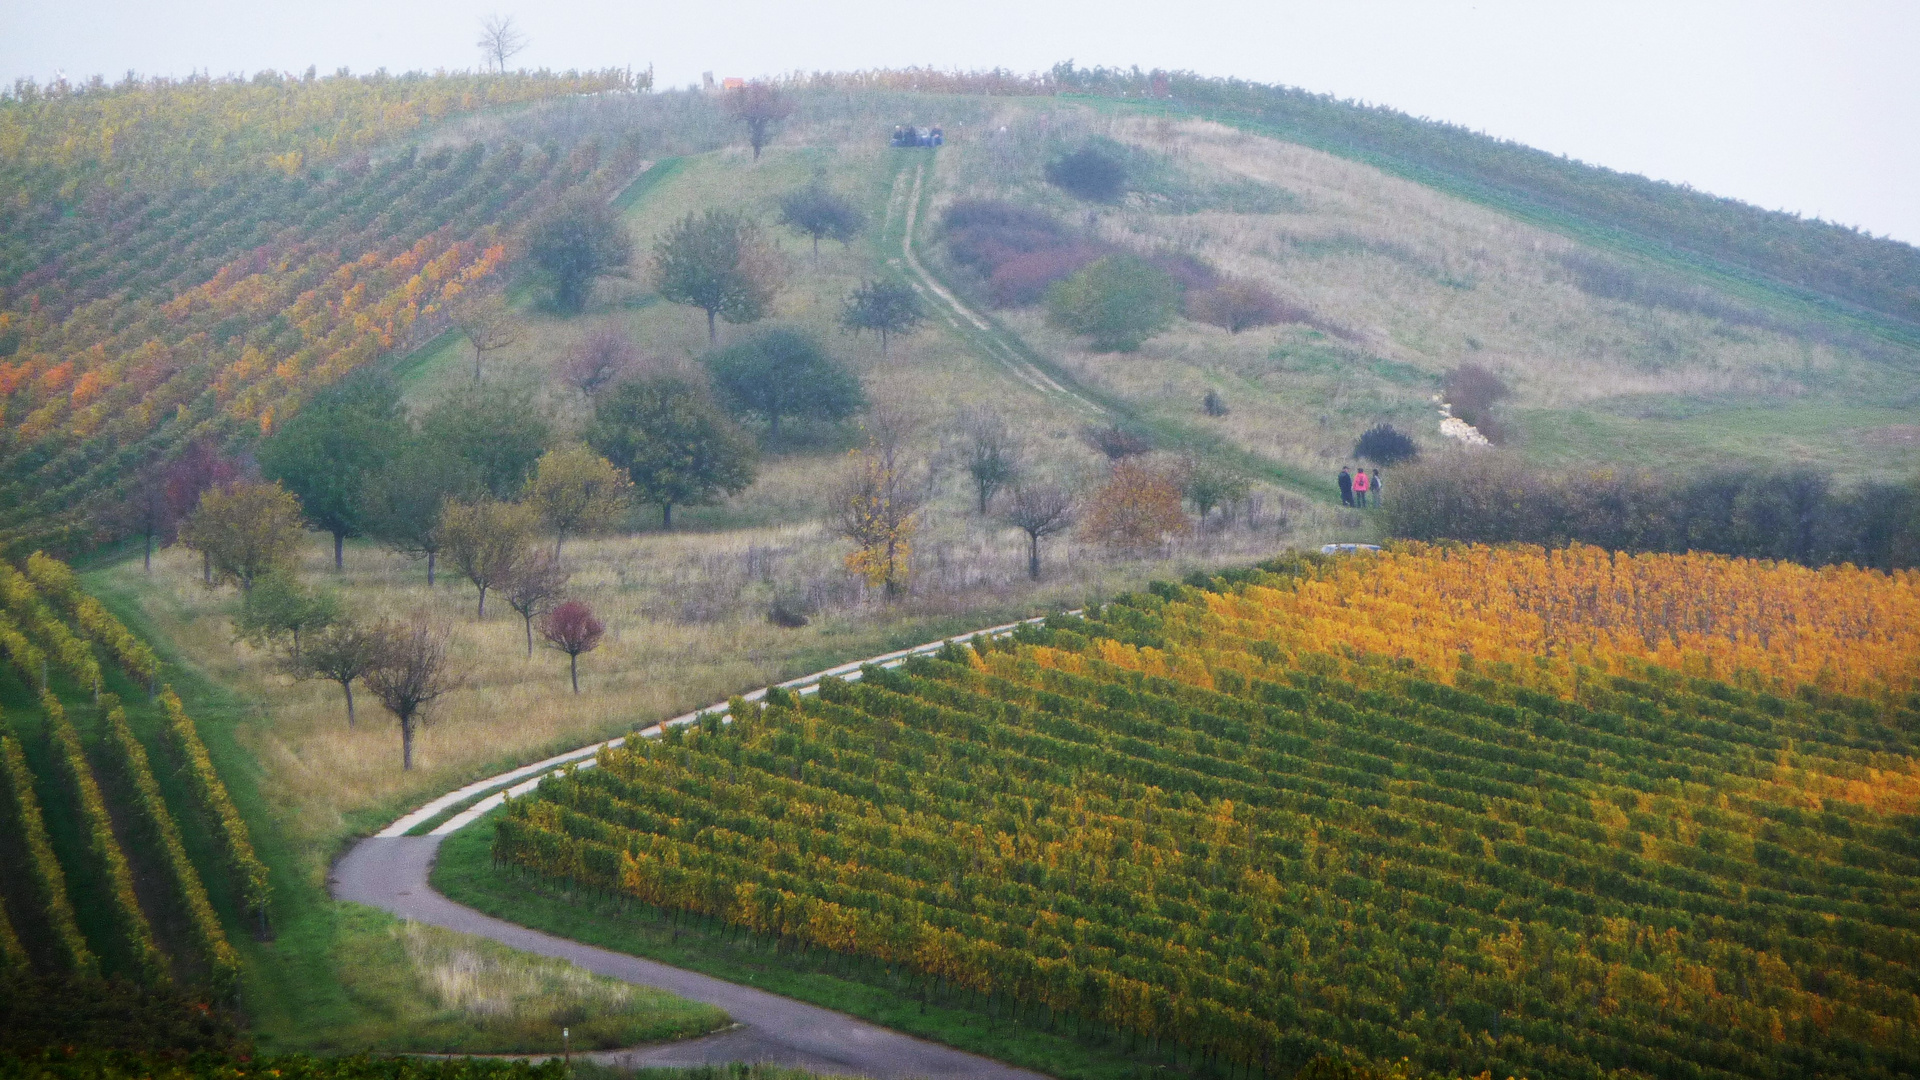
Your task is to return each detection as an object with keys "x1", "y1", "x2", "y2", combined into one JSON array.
[{"x1": 1383, "y1": 455, "x2": 1920, "y2": 569}]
